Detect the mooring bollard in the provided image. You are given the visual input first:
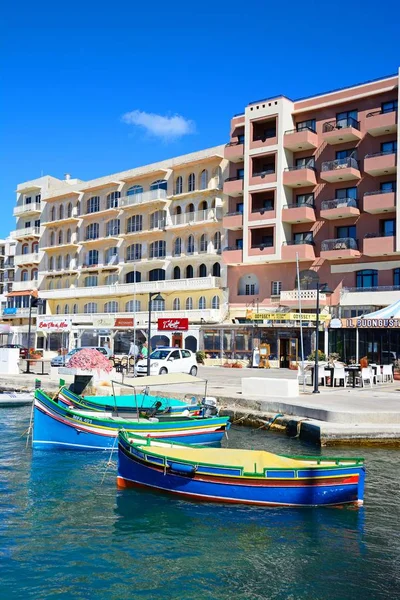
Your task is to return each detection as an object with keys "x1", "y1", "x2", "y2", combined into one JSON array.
[{"x1": 35, "y1": 379, "x2": 41, "y2": 390}]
